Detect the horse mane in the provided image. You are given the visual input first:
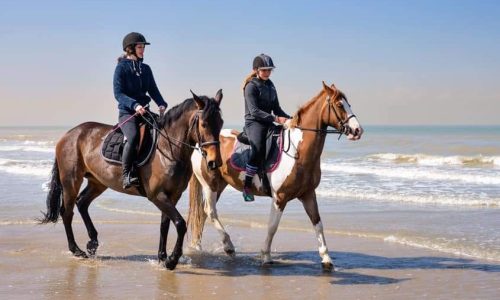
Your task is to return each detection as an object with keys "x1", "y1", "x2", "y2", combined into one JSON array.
[
  {"x1": 160, "y1": 96, "x2": 221, "y2": 128},
  {"x1": 290, "y1": 88, "x2": 346, "y2": 127}
]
